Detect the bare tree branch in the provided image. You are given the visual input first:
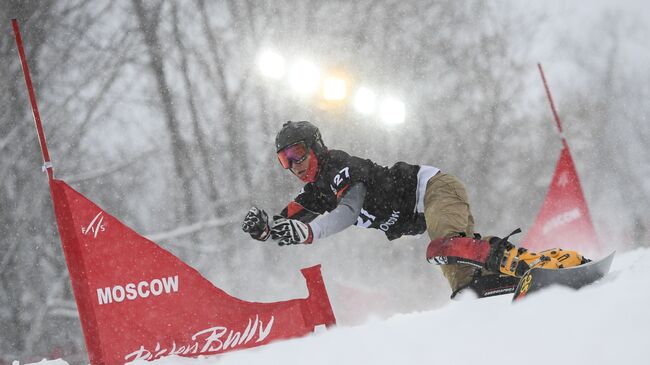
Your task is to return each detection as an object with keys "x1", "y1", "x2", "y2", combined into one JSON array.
[
  {"x1": 145, "y1": 215, "x2": 240, "y2": 244},
  {"x1": 62, "y1": 149, "x2": 157, "y2": 183},
  {"x1": 132, "y1": 0, "x2": 197, "y2": 222}
]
